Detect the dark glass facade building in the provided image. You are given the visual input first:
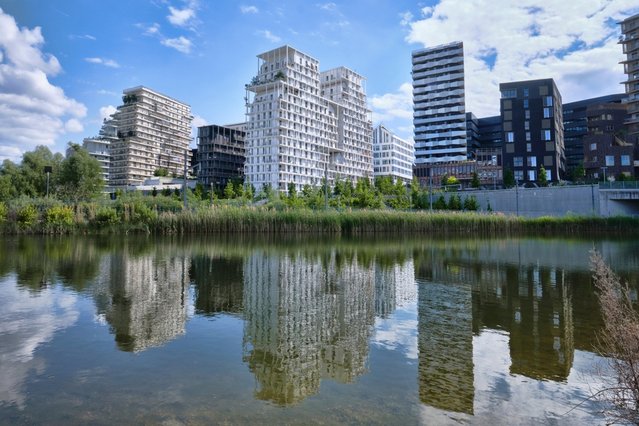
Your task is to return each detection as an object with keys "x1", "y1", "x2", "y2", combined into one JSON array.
[
  {"x1": 197, "y1": 124, "x2": 246, "y2": 188},
  {"x1": 500, "y1": 79, "x2": 564, "y2": 183}
]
